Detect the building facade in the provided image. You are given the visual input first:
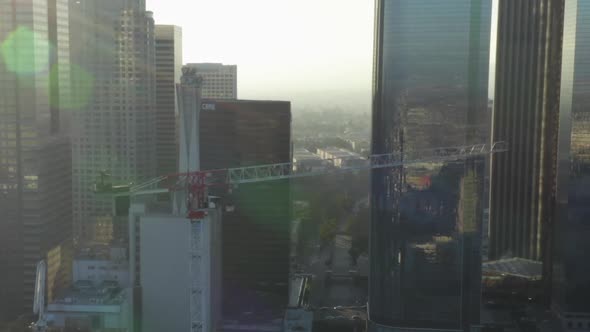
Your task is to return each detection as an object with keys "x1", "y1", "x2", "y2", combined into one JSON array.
[
  {"x1": 155, "y1": 25, "x2": 182, "y2": 177},
  {"x1": 45, "y1": 282, "x2": 131, "y2": 331},
  {"x1": 553, "y1": 1, "x2": 590, "y2": 330},
  {"x1": 489, "y1": 0, "x2": 564, "y2": 262},
  {"x1": 369, "y1": 1, "x2": 491, "y2": 330},
  {"x1": 199, "y1": 99, "x2": 291, "y2": 323},
  {"x1": 73, "y1": 253, "x2": 129, "y2": 288},
  {"x1": 185, "y1": 63, "x2": 237, "y2": 99},
  {"x1": 0, "y1": 0, "x2": 73, "y2": 319},
  {"x1": 131, "y1": 207, "x2": 222, "y2": 332},
  {"x1": 70, "y1": 0, "x2": 156, "y2": 244}
]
